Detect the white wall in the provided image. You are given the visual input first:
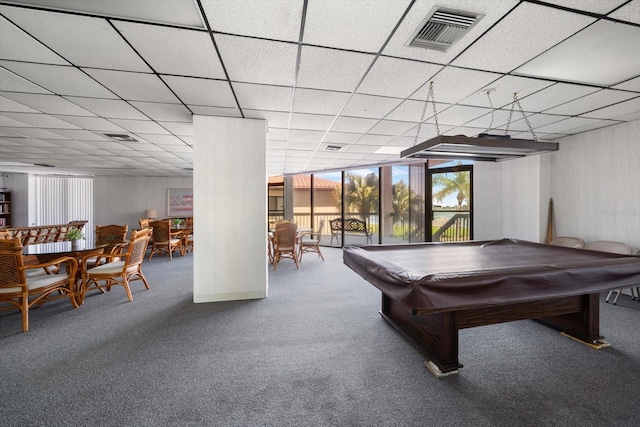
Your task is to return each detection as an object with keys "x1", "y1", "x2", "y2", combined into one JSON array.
[
  {"x1": 550, "y1": 120, "x2": 640, "y2": 253},
  {"x1": 474, "y1": 120, "x2": 639, "y2": 253},
  {"x1": 192, "y1": 116, "x2": 267, "y2": 303},
  {"x1": 94, "y1": 176, "x2": 192, "y2": 239}
]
